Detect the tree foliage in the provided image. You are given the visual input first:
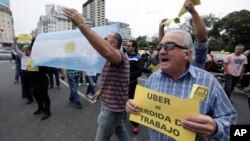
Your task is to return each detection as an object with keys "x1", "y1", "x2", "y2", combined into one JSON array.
[
  {"x1": 133, "y1": 10, "x2": 250, "y2": 52},
  {"x1": 209, "y1": 10, "x2": 250, "y2": 51},
  {"x1": 135, "y1": 36, "x2": 148, "y2": 49}
]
